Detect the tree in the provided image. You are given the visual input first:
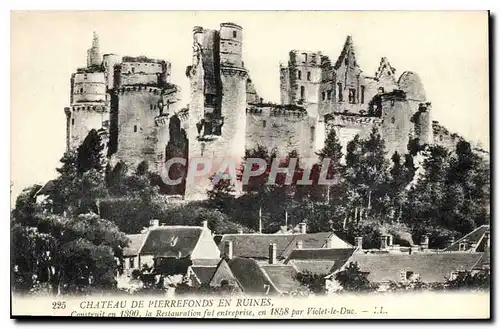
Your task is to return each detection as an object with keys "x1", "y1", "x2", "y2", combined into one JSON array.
[
  {"x1": 334, "y1": 262, "x2": 379, "y2": 293},
  {"x1": 296, "y1": 271, "x2": 326, "y2": 295},
  {"x1": 11, "y1": 211, "x2": 128, "y2": 295},
  {"x1": 77, "y1": 129, "x2": 105, "y2": 174},
  {"x1": 315, "y1": 128, "x2": 344, "y2": 203}
]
